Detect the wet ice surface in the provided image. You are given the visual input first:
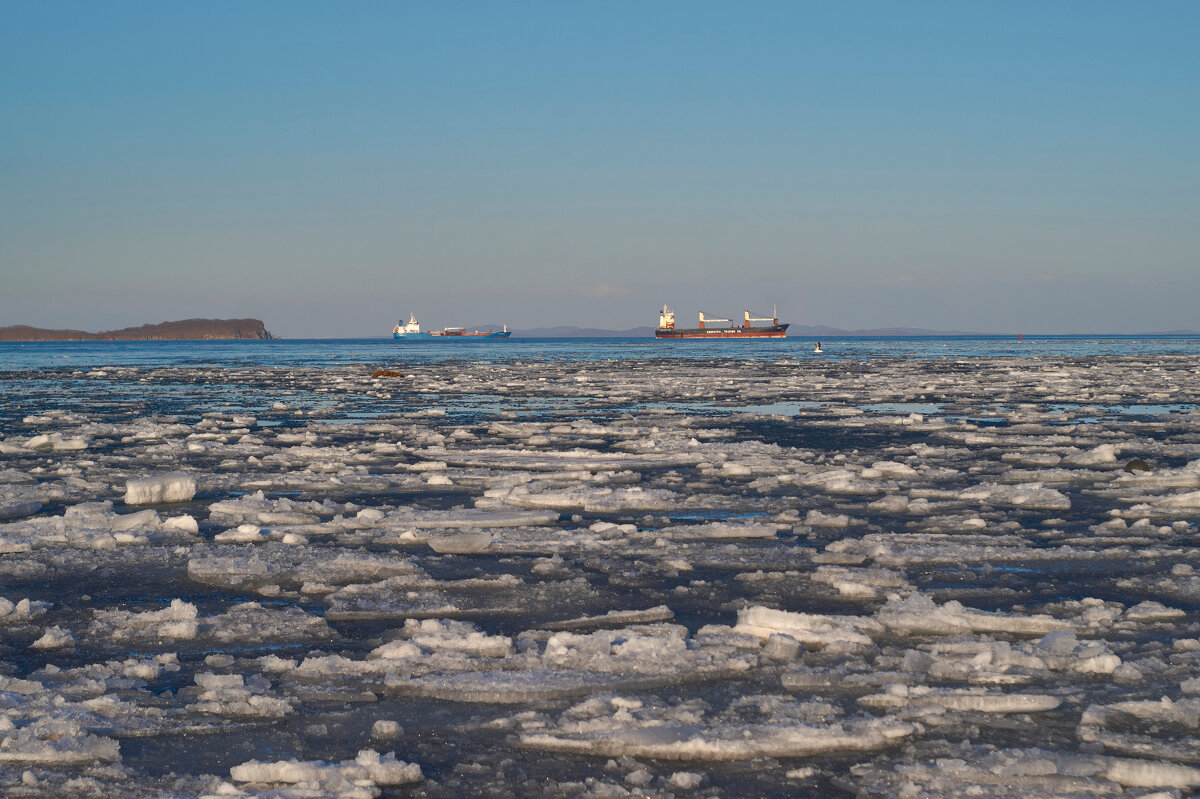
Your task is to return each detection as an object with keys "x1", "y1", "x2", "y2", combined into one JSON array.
[{"x1": 1, "y1": 347, "x2": 1200, "y2": 797}]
